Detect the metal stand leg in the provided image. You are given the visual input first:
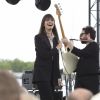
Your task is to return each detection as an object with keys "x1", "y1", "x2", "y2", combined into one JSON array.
[{"x1": 64, "y1": 73, "x2": 76, "y2": 98}]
